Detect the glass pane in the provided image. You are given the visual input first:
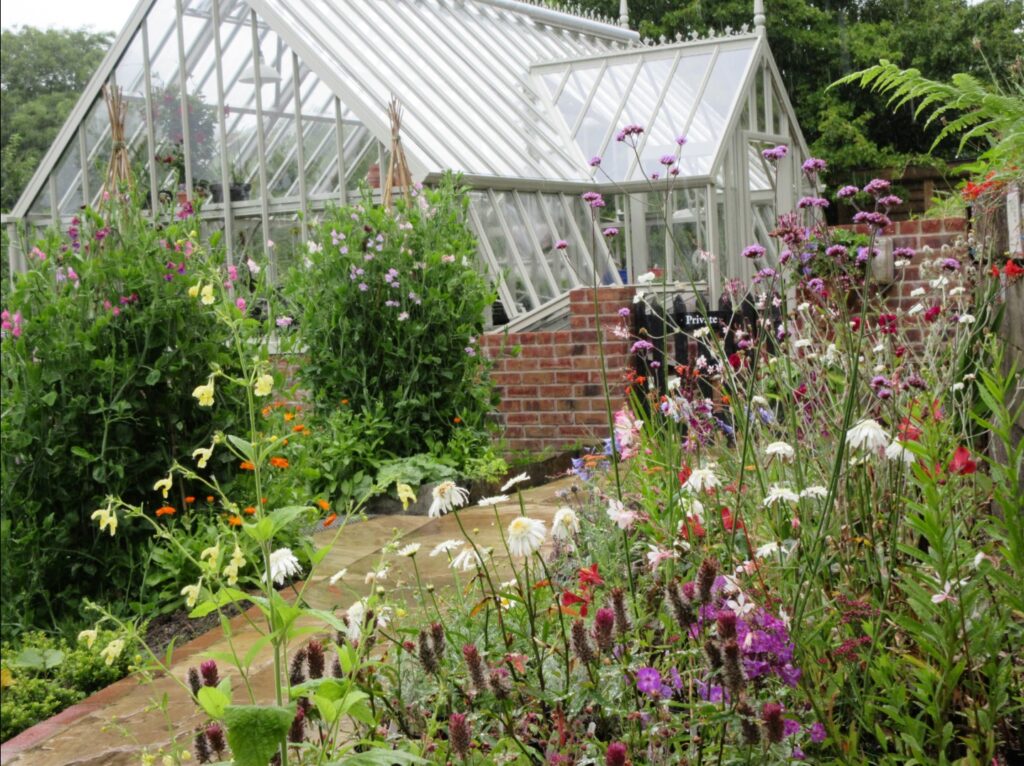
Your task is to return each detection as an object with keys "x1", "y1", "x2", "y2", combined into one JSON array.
[
  {"x1": 55, "y1": 140, "x2": 84, "y2": 216},
  {"x1": 81, "y1": 97, "x2": 109, "y2": 207},
  {"x1": 640, "y1": 52, "x2": 713, "y2": 178},
  {"x1": 471, "y1": 192, "x2": 536, "y2": 314},
  {"x1": 497, "y1": 191, "x2": 555, "y2": 305},
  {"x1": 555, "y1": 64, "x2": 602, "y2": 140},
  {"x1": 683, "y1": 46, "x2": 755, "y2": 175}
]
